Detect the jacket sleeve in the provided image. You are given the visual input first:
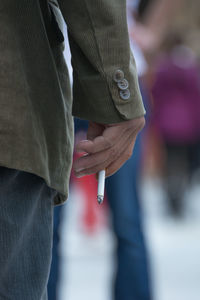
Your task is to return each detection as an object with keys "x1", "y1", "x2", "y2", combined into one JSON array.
[{"x1": 57, "y1": 0, "x2": 146, "y2": 124}]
